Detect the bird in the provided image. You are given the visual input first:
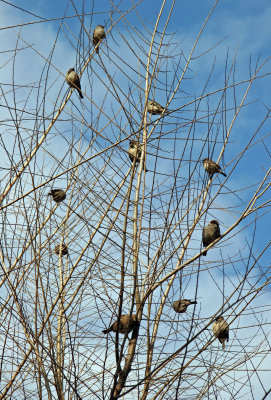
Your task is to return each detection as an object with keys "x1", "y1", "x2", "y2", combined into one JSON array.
[
  {"x1": 102, "y1": 314, "x2": 138, "y2": 334},
  {"x1": 55, "y1": 243, "x2": 68, "y2": 257},
  {"x1": 65, "y1": 68, "x2": 83, "y2": 99},
  {"x1": 147, "y1": 99, "x2": 169, "y2": 115},
  {"x1": 172, "y1": 299, "x2": 197, "y2": 313},
  {"x1": 48, "y1": 189, "x2": 66, "y2": 203},
  {"x1": 212, "y1": 315, "x2": 229, "y2": 350},
  {"x1": 202, "y1": 220, "x2": 221, "y2": 256},
  {"x1": 93, "y1": 25, "x2": 106, "y2": 54},
  {"x1": 128, "y1": 140, "x2": 148, "y2": 171},
  {"x1": 202, "y1": 158, "x2": 226, "y2": 177}
]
